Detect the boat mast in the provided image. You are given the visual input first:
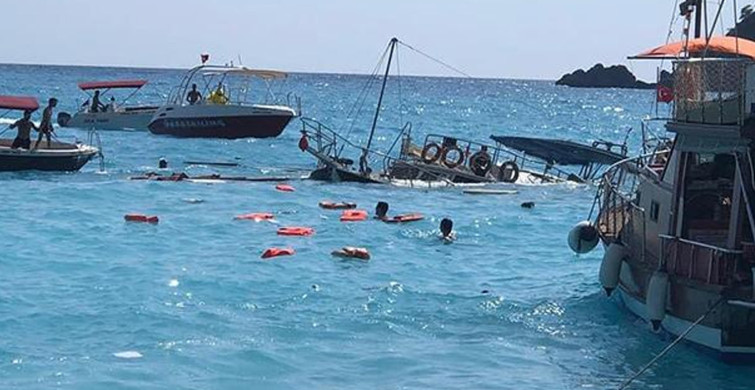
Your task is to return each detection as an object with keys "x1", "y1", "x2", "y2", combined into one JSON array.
[{"x1": 365, "y1": 37, "x2": 399, "y2": 152}]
